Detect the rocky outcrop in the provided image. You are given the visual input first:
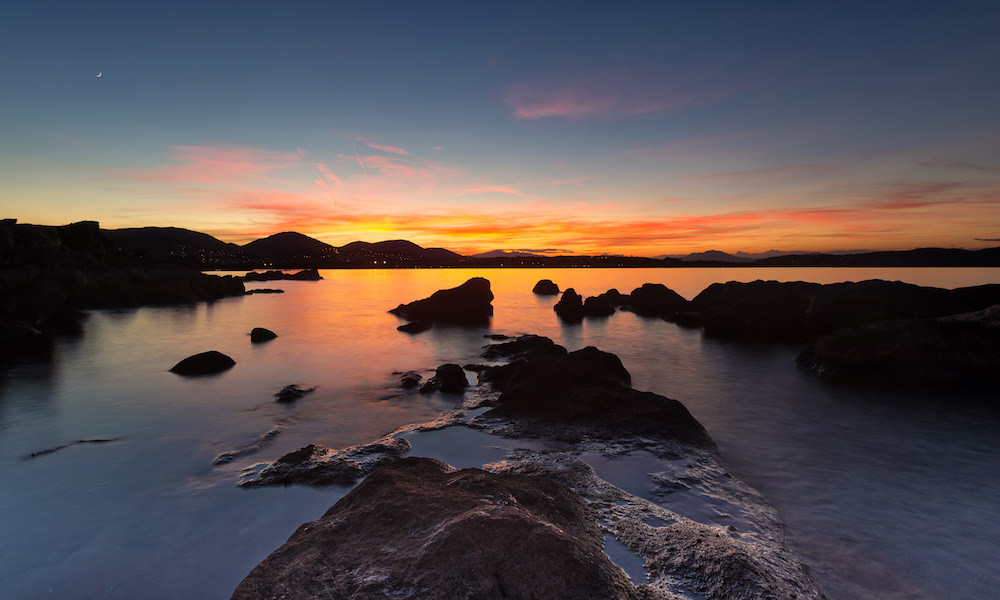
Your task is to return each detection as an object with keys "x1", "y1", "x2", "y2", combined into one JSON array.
[
  {"x1": 241, "y1": 268, "x2": 322, "y2": 282},
  {"x1": 419, "y1": 363, "x2": 469, "y2": 394},
  {"x1": 532, "y1": 279, "x2": 560, "y2": 295},
  {"x1": 798, "y1": 303, "x2": 1000, "y2": 385},
  {"x1": 553, "y1": 288, "x2": 585, "y2": 323},
  {"x1": 249, "y1": 327, "x2": 277, "y2": 342},
  {"x1": 478, "y1": 336, "x2": 712, "y2": 447},
  {"x1": 625, "y1": 283, "x2": 689, "y2": 319},
  {"x1": 684, "y1": 279, "x2": 1000, "y2": 343},
  {"x1": 238, "y1": 436, "x2": 411, "y2": 487},
  {"x1": 232, "y1": 457, "x2": 637, "y2": 600},
  {"x1": 169, "y1": 350, "x2": 235, "y2": 376},
  {"x1": 389, "y1": 277, "x2": 493, "y2": 326}
]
